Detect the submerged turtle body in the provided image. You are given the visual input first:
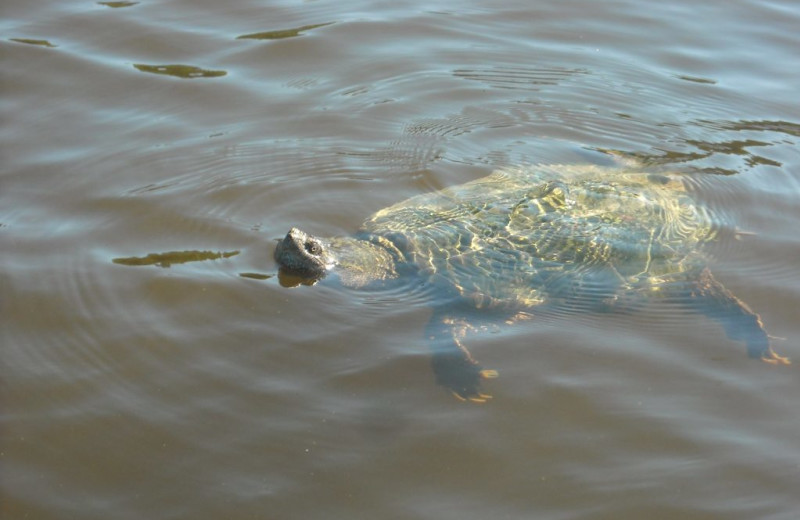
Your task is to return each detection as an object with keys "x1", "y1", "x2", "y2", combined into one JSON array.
[{"x1": 275, "y1": 164, "x2": 789, "y2": 401}]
